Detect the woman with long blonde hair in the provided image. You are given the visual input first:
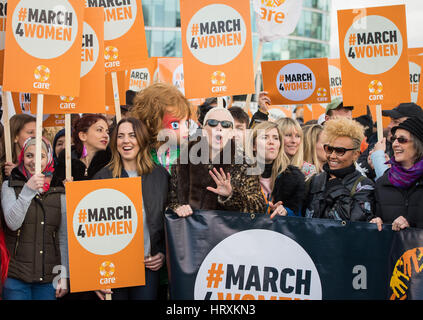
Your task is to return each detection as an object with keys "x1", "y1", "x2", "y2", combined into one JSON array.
[
  {"x1": 302, "y1": 124, "x2": 327, "y2": 174},
  {"x1": 277, "y1": 117, "x2": 317, "y2": 179},
  {"x1": 247, "y1": 121, "x2": 305, "y2": 216}
]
